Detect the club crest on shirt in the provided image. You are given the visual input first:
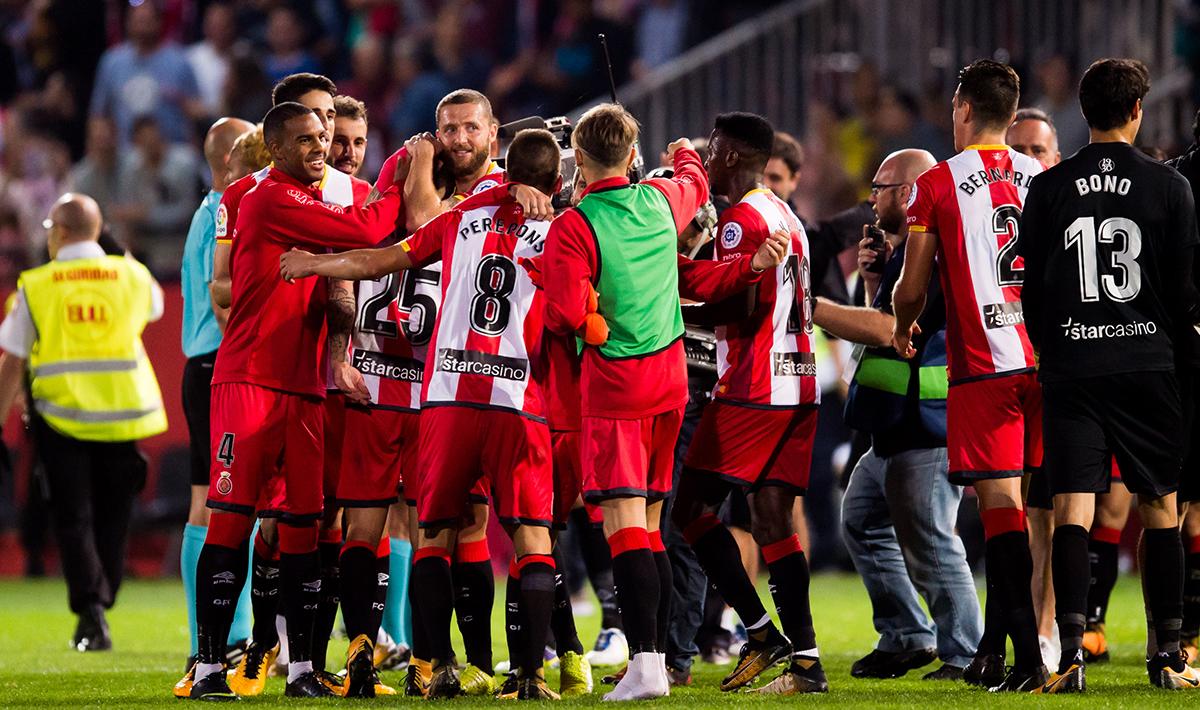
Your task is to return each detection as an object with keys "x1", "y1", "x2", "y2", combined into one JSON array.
[
  {"x1": 720, "y1": 222, "x2": 743, "y2": 249},
  {"x1": 907, "y1": 182, "x2": 918, "y2": 208},
  {"x1": 1100, "y1": 158, "x2": 1114, "y2": 173},
  {"x1": 474, "y1": 178, "x2": 500, "y2": 193}
]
